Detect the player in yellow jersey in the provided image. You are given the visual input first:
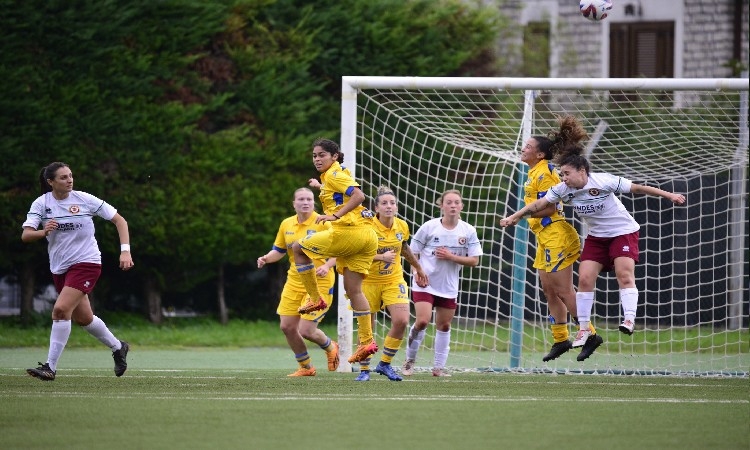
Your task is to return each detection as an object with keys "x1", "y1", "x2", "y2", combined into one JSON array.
[
  {"x1": 257, "y1": 188, "x2": 339, "y2": 377},
  {"x1": 354, "y1": 186, "x2": 428, "y2": 381},
  {"x1": 500, "y1": 115, "x2": 599, "y2": 362},
  {"x1": 291, "y1": 138, "x2": 380, "y2": 364}
]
